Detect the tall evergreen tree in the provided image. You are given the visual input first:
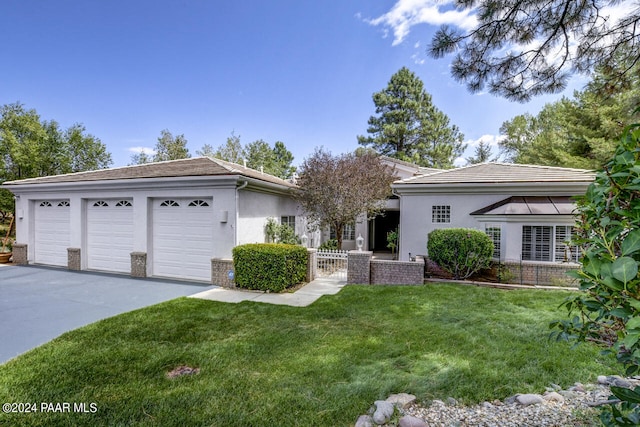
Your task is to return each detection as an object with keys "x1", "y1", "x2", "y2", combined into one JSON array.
[
  {"x1": 428, "y1": 0, "x2": 640, "y2": 101},
  {"x1": 358, "y1": 67, "x2": 465, "y2": 168}
]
